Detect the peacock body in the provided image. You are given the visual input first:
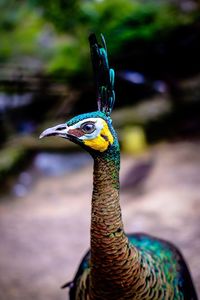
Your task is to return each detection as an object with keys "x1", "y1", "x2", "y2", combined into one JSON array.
[{"x1": 40, "y1": 34, "x2": 197, "y2": 300}]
